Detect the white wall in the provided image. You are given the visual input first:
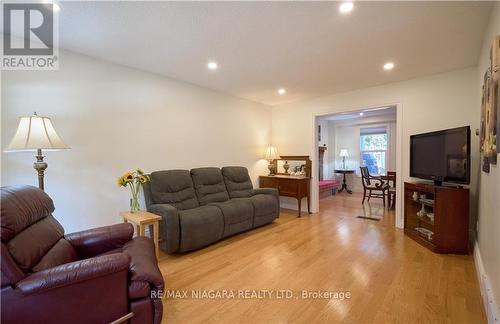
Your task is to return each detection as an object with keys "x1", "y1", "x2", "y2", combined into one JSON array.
[
  {"x1": 476, "y1": 2, "x2": 500, "y2": 316},
  {"x1": 1, "y1": 50, "x2": 271, "y2": 233},
  {"x1": 272, "y1": 67, "x2": 479, "y2": 219}
]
